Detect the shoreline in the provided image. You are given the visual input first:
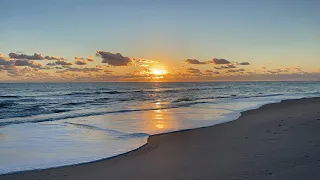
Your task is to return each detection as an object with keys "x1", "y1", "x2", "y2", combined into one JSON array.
[
  {"x1": 0, "y1": 94, "x2": 287, "y2": 174},
  {"x1": 0, "y1": 97, "x2": 297, "y2": 174},
  {"x1": 1, "y1": 97, "x2": 320, "y2": 180}
]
